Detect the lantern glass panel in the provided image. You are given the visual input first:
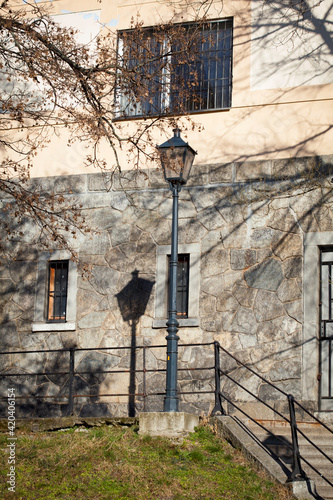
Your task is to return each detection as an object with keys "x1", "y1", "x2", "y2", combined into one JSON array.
[
  {"x1": 160, "y1": 147, "x2": 187, "y2": 182},
  {"x1": 183, "y1": 149, "x2": 196, "y2": 182}
]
